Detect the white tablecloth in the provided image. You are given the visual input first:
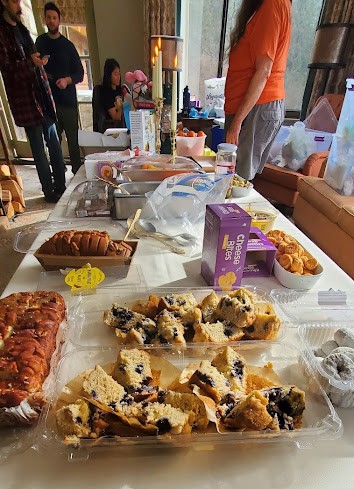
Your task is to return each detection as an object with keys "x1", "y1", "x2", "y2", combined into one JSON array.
[{"x1": 1, "y1": 167, "x2": 354, "y2": 489}]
